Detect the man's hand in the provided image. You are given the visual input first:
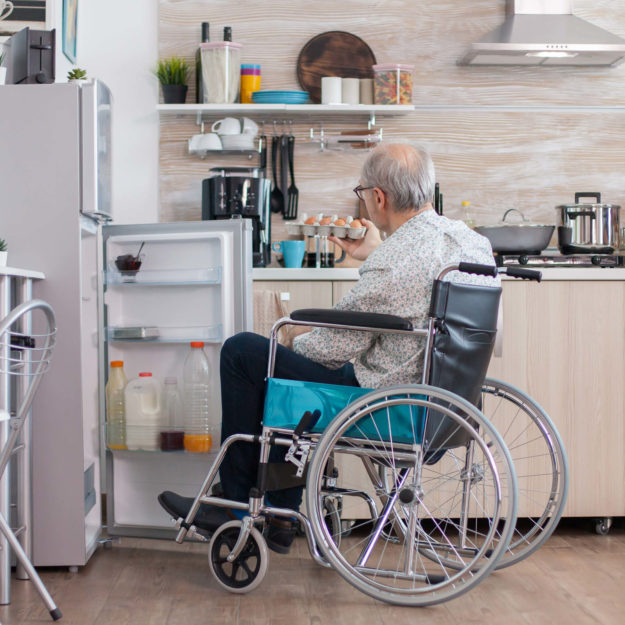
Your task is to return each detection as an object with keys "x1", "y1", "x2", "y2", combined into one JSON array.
[{"x1": 329, "y1": 219, "x2": 382, "y2": 261}]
